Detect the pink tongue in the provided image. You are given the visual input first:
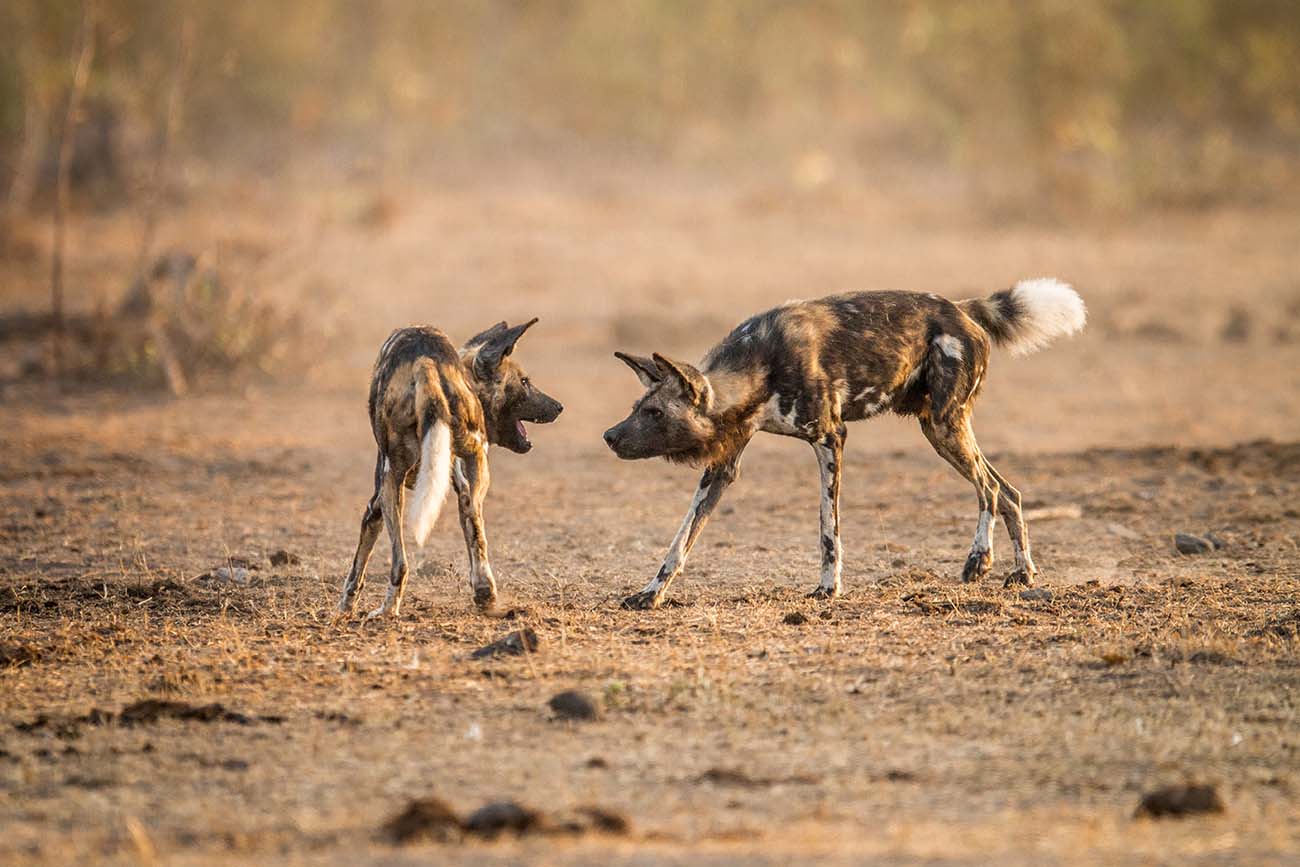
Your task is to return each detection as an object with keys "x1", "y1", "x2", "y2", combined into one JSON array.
[{"x1": 516, "y1": 420, "x2": 527, "y2": 439}]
